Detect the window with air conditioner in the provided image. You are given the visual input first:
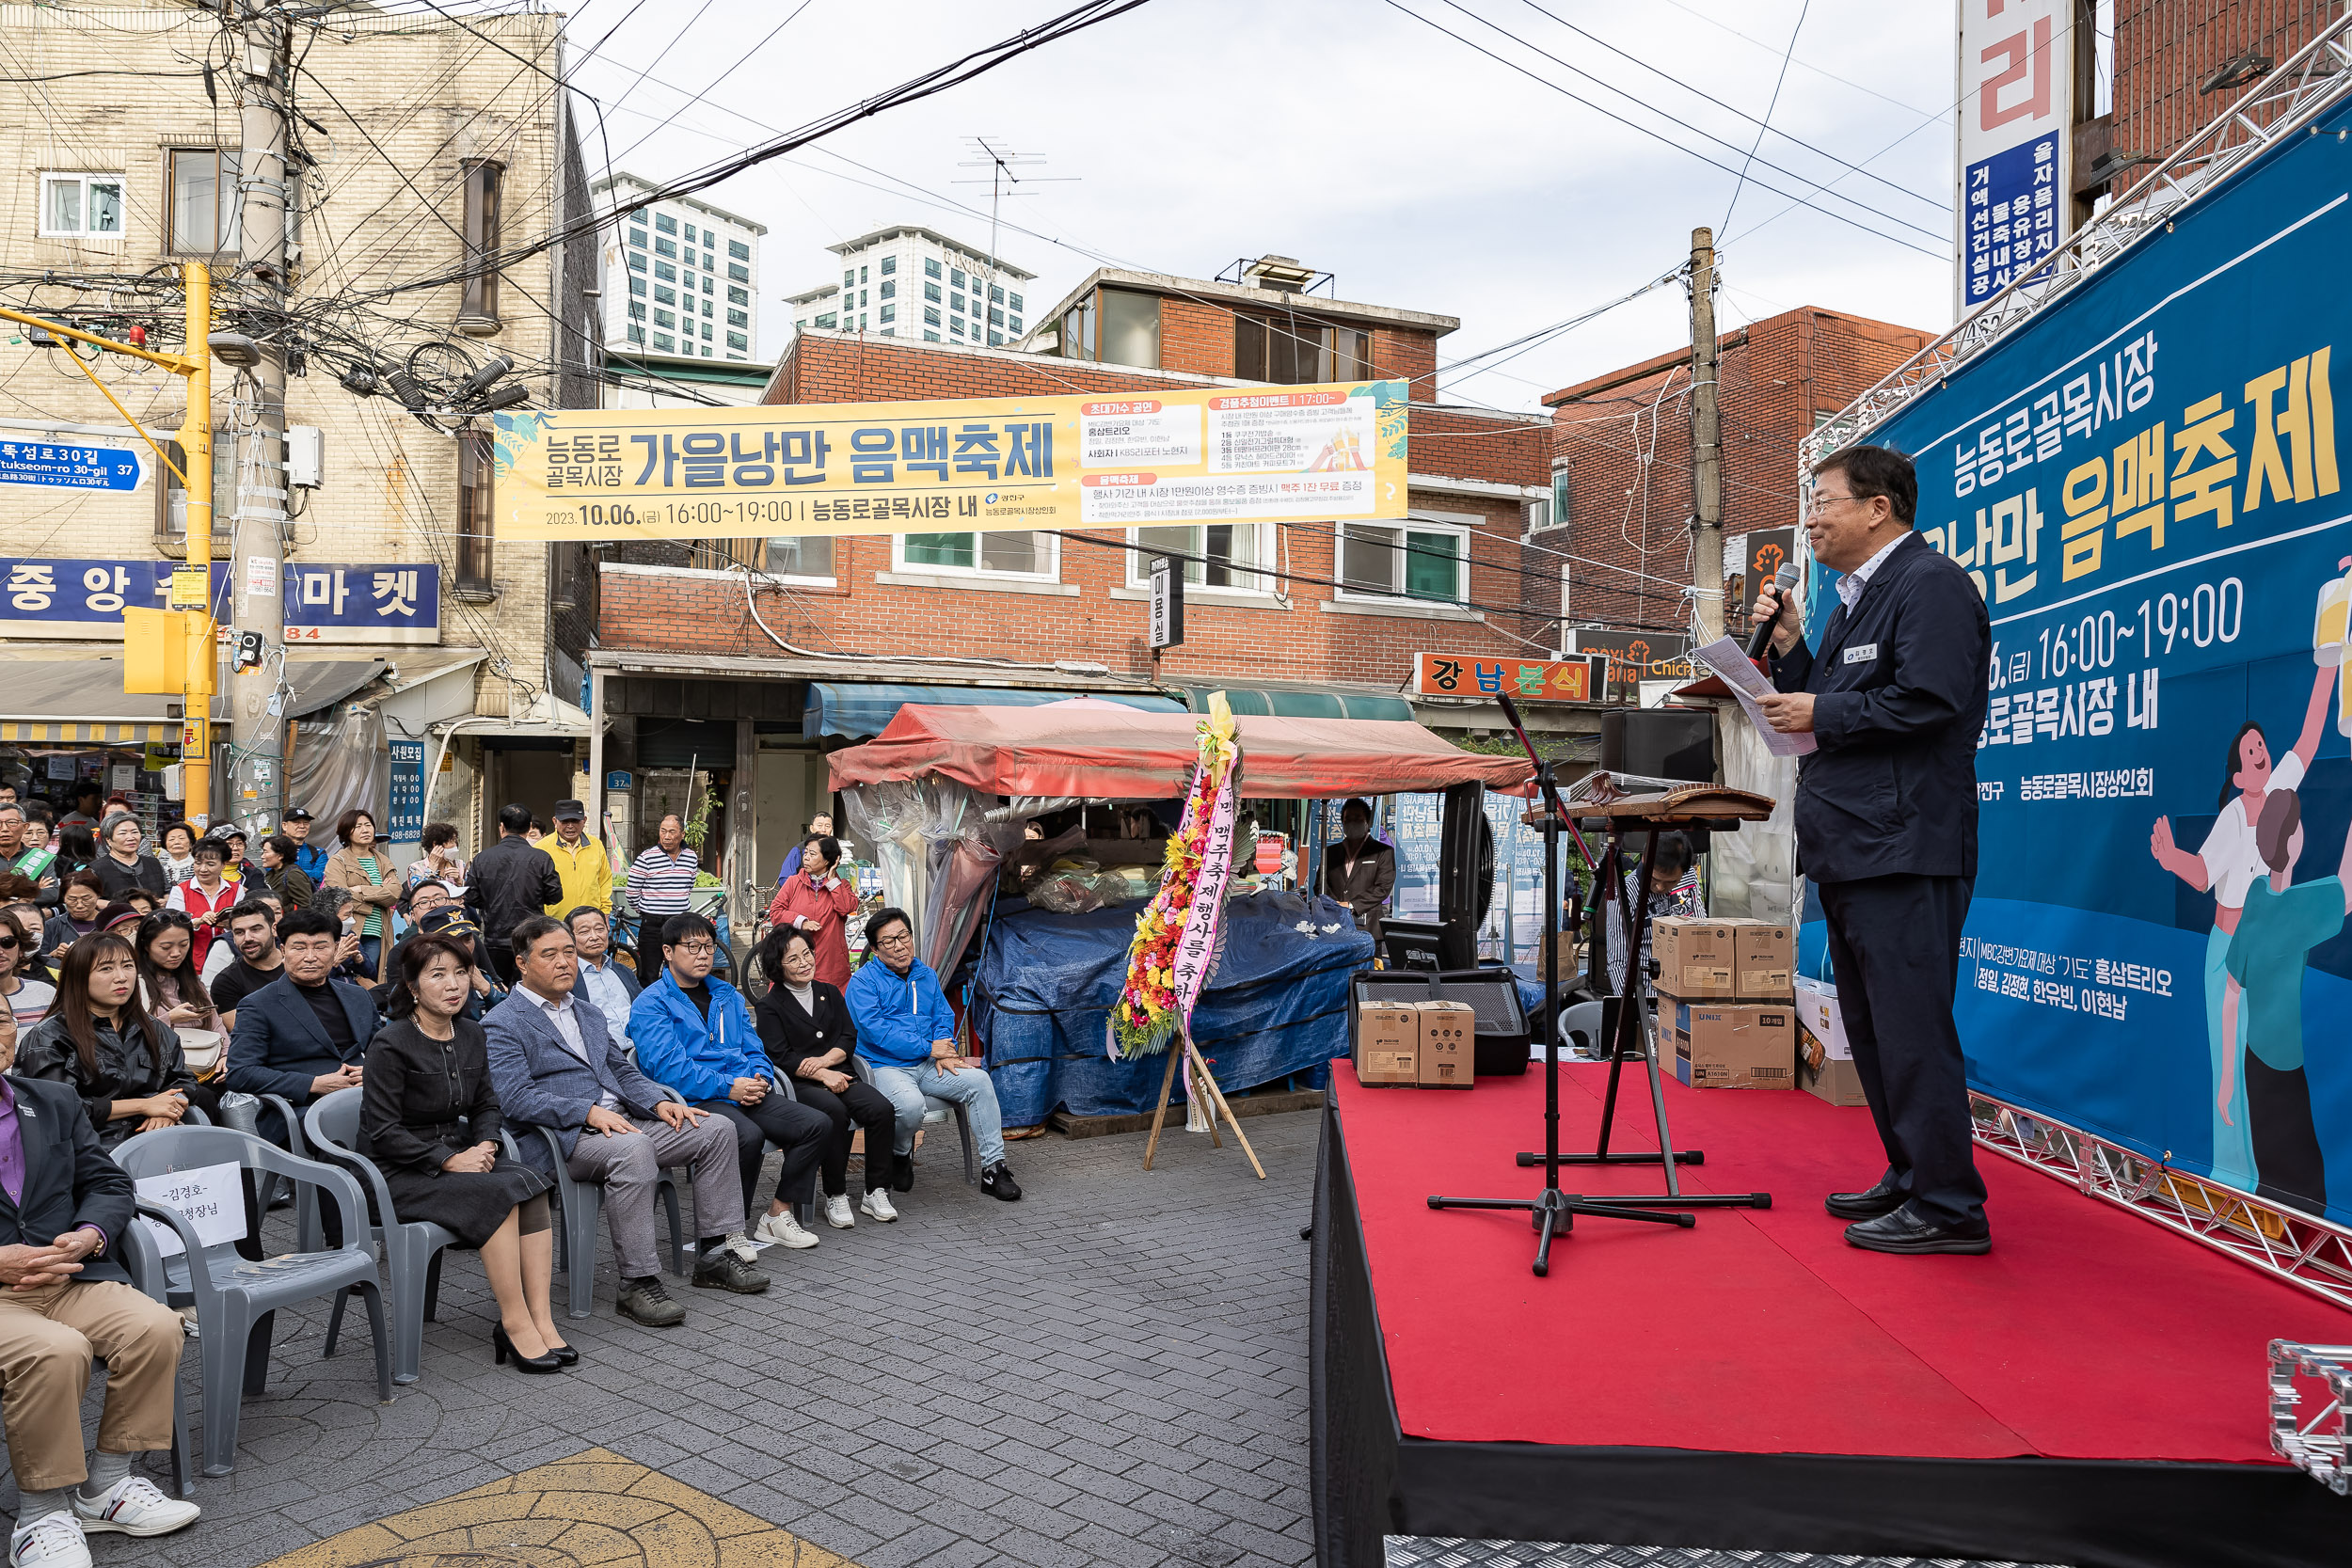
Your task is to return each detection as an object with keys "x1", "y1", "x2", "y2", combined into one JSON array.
[
  {"x1": 39, "y1": 173, "x2": 124, "y2": 239},
  {"x1": 1336, "y1": 517, "x2": 1470, "y2": 604}
]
